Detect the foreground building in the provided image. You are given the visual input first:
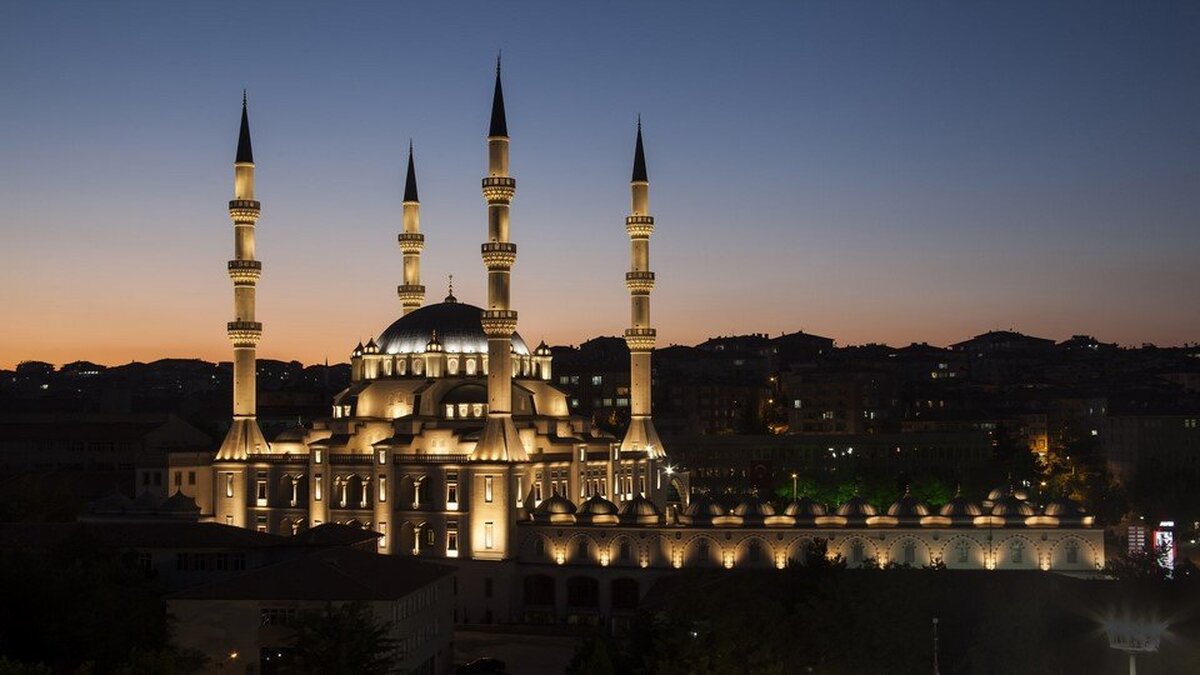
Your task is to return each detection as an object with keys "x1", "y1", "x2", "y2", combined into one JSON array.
[{"x1": 168, "y1": 65, "x2": 1105, "y2": 626}]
